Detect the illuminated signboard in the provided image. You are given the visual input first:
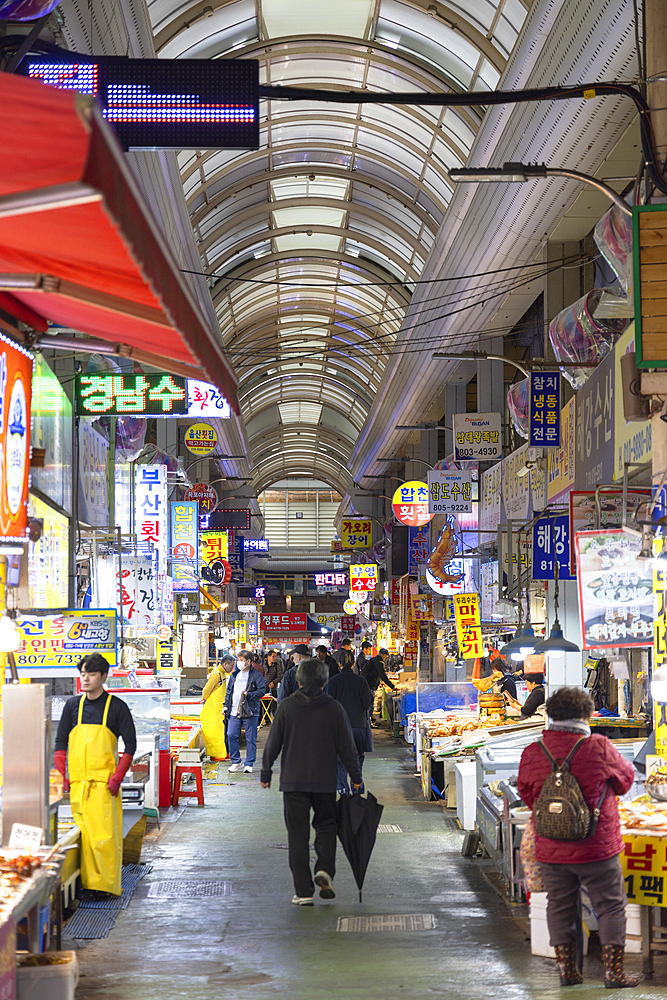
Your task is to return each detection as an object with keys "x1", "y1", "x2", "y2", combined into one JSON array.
[
  {"x1": 74, "y1": 373, "x2": 231, "y2": 418},
  {"x1": 243, "y1": 538, "x2": 269, "y2": 552},
  {"x1": 315, "y1": 573, "x2": 347, "y2": 587},
  {"x1": 24, "y1": 56, "x2": 259, "y2": 151},
  {"x1": 200, "y1": 509, "x2": 251, "y2": 531}
]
